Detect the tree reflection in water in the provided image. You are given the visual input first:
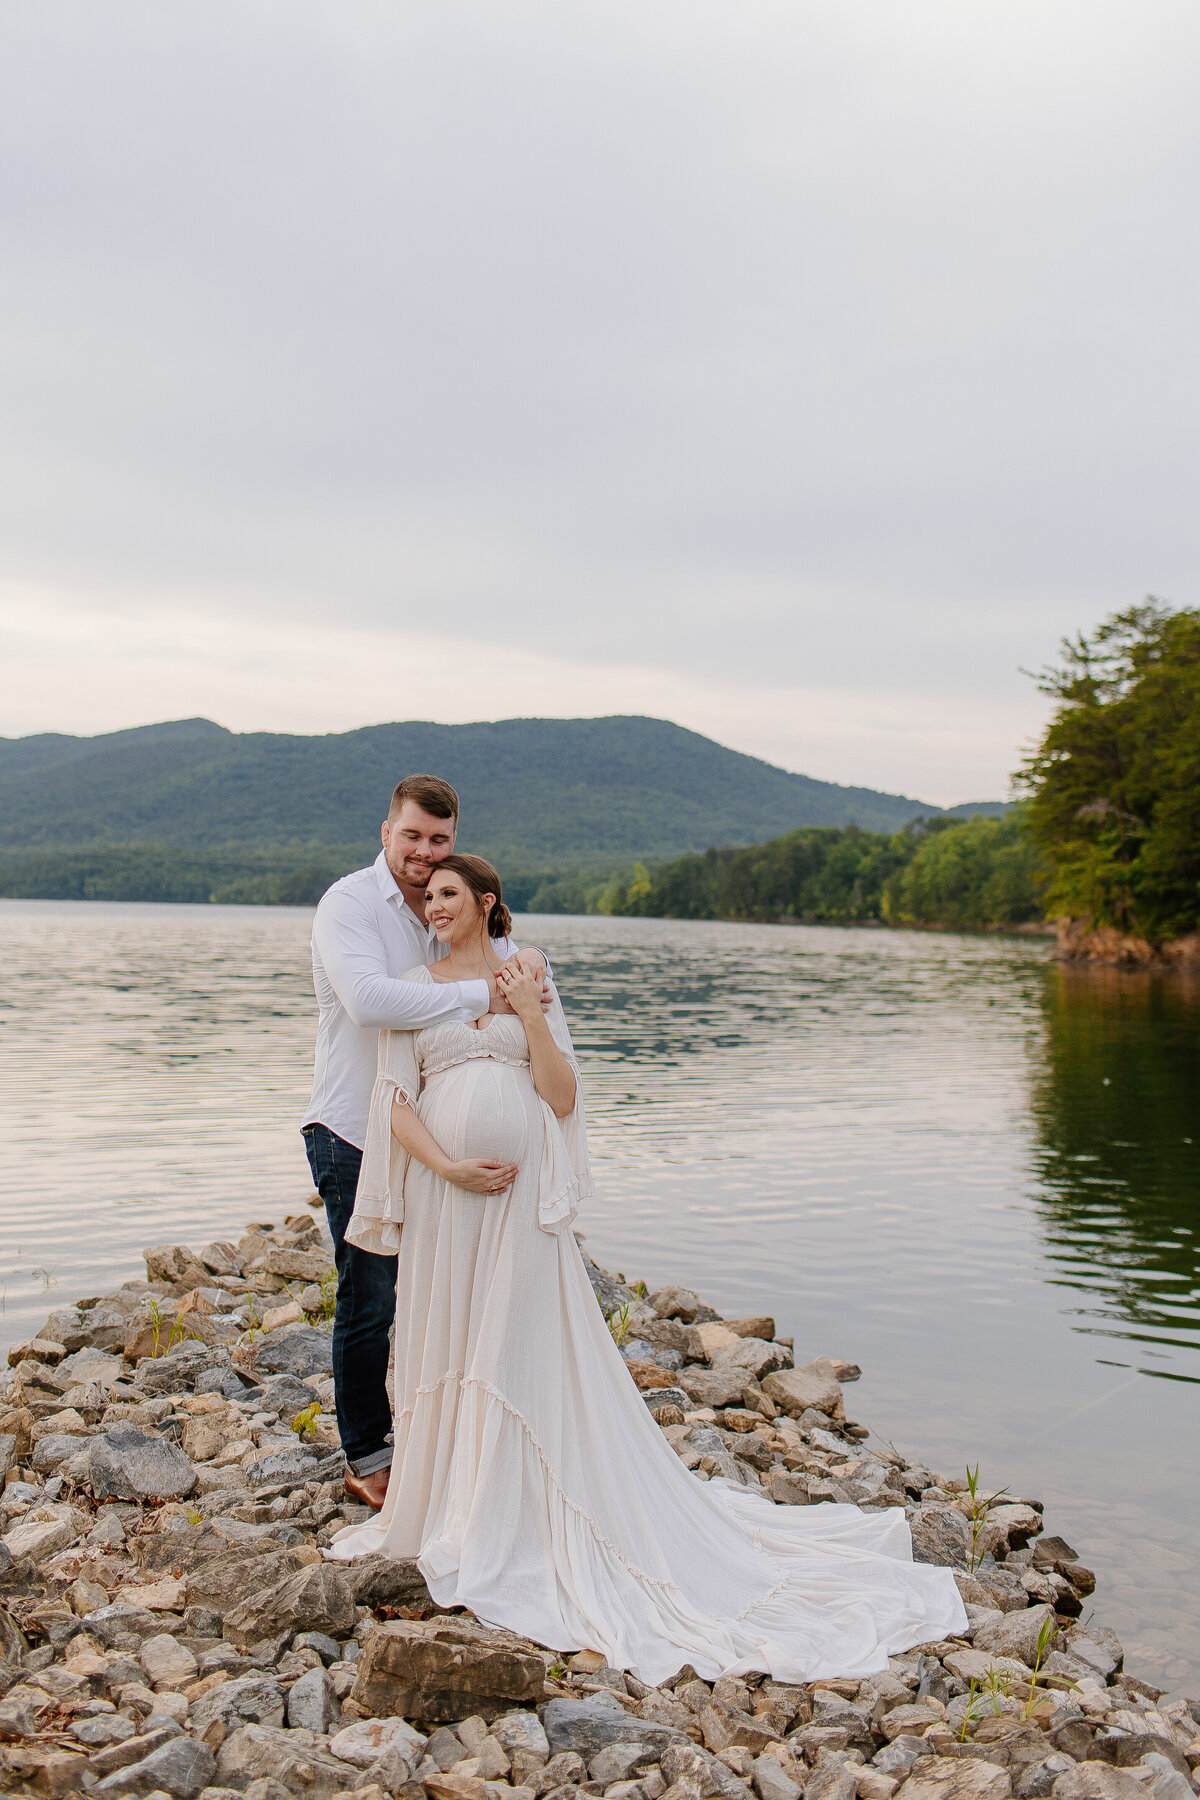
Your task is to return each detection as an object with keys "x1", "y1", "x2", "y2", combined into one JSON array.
[{"x1": 1031, "y1": 963, "x2": 1200, "y2": 1383}]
